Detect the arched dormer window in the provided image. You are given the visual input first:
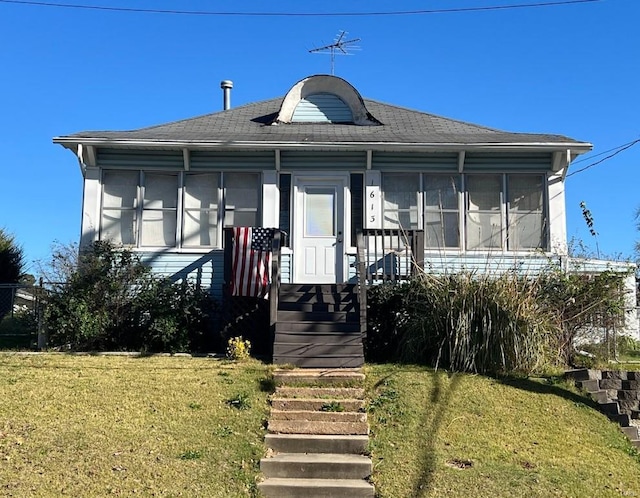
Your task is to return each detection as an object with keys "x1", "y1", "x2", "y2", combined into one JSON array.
[
  {"x1": 291, "y1": 93, "x2": 353, "y2": 123},
  {"x1": 275, "y1": 75, "x2": 381, "y2": 126}
]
